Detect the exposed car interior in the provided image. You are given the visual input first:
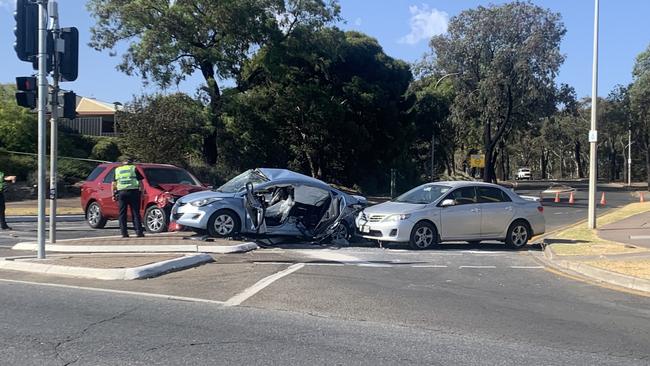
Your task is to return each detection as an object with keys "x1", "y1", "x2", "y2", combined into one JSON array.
[{"x1": 252, "y1": 184, "x2": 338, "y2": 234}]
